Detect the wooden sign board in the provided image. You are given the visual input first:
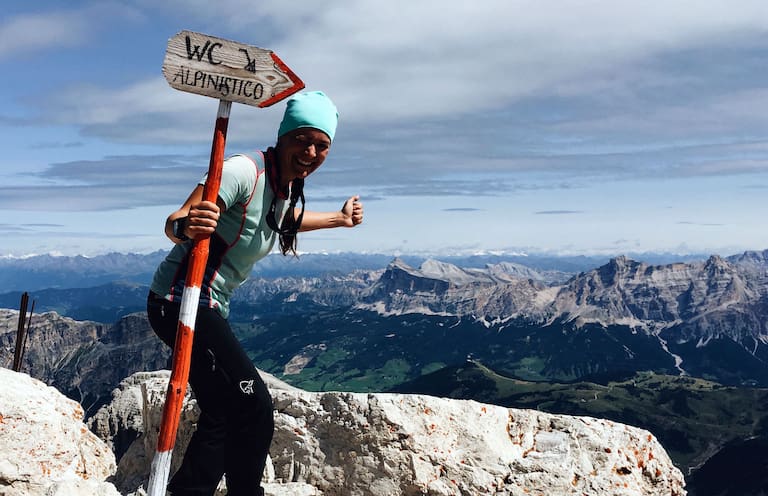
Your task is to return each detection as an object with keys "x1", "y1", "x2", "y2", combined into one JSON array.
[{"x1": 162, "y1": 30, "x2": 304, "y2": 107}]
